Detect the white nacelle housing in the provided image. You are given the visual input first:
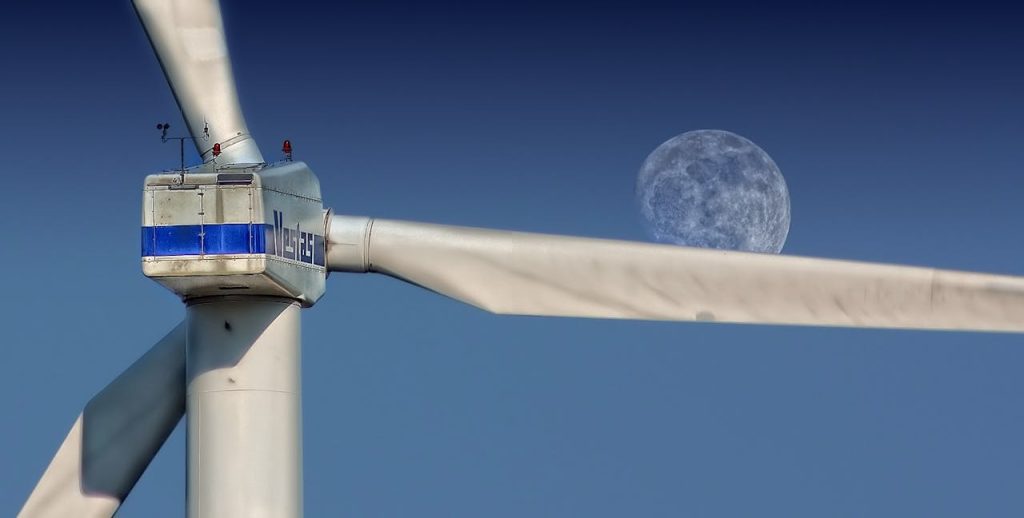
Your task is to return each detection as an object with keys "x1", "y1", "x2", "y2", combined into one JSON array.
[{"x1": 141, "y1": 161, "x2": 327, "y2": 305}]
